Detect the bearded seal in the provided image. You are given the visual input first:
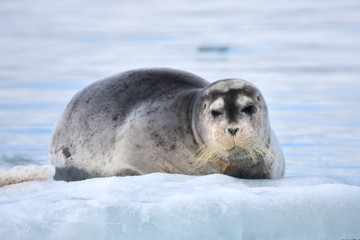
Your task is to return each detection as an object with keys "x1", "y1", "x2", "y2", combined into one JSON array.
[{"x1": 50, "y1": 68, "x2": 285, "y2": 181}]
